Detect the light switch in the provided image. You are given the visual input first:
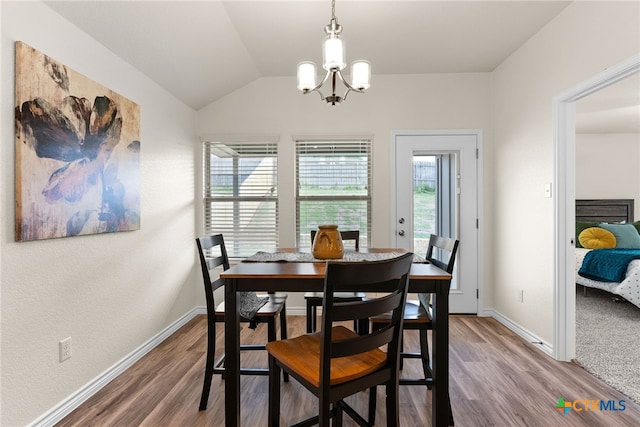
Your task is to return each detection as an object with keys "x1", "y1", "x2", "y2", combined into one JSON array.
[{"x1": 544, "y1": 183, "x2": 552, "y2": 198}]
